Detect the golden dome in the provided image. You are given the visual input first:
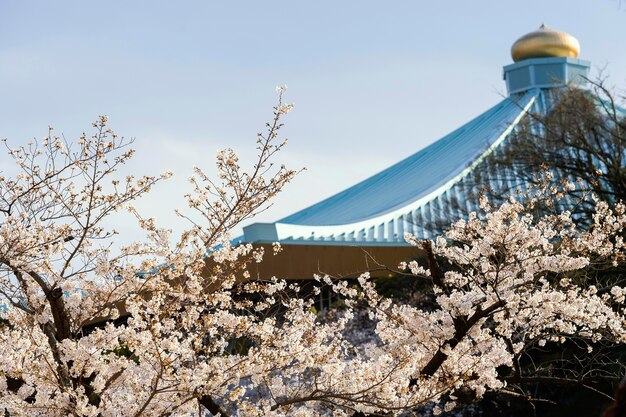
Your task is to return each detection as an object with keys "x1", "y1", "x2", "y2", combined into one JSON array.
[{"x1": 511, "y1": 24, "x2": 580, "y2": 62}]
